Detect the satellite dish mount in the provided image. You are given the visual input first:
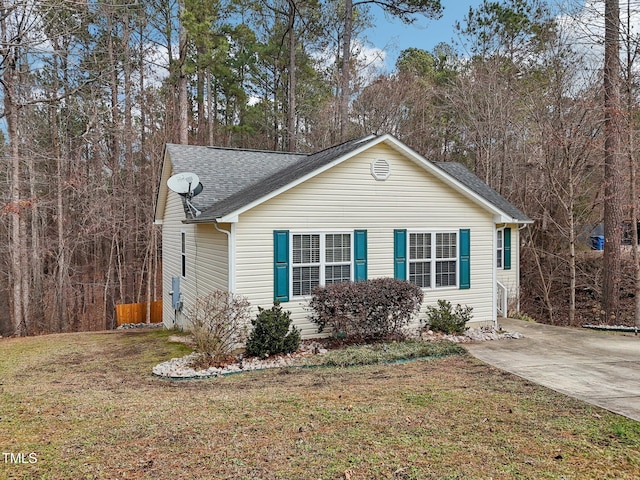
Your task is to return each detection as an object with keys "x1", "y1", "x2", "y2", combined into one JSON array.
[{"x1": 167, "y1": 172, "x2": 203, "y2": 217}]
